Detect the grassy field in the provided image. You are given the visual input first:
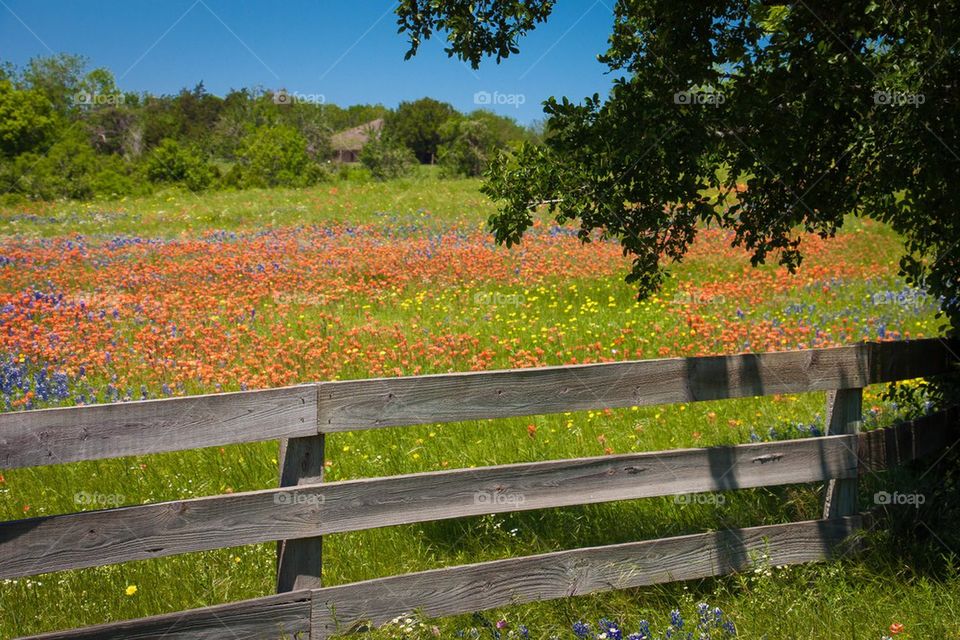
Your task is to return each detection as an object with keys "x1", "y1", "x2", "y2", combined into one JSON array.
[{"x1": 0, "y1": 171, "x2": 956, "y2": 639}]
